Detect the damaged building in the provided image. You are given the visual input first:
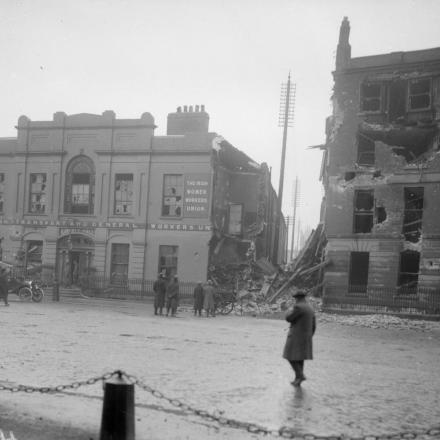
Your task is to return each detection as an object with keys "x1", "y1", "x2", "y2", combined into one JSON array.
[
  {"x1": 0, "y1": 106, "x2": 286, "y2": 287},
  {"x1": 320, "y1": 17, "x2": 440, "y2": 313}
]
